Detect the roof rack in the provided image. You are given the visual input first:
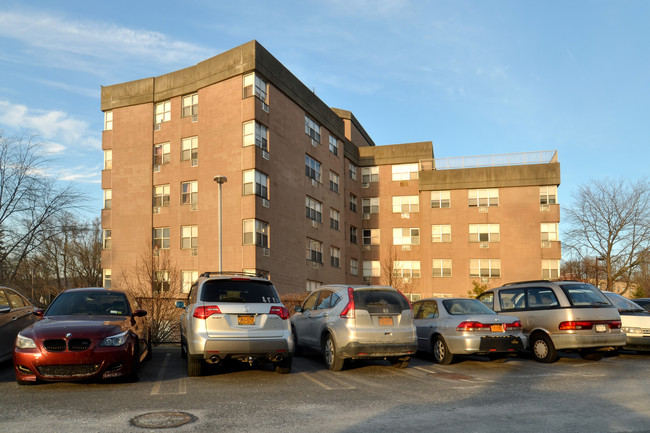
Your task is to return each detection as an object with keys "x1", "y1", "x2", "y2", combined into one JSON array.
[
  {"x1": 199, "y1": 271, "x2": 269, "y2": 279},
  {"x1": 501, "y1": 280, "x2": 551, "y2": 286}
]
